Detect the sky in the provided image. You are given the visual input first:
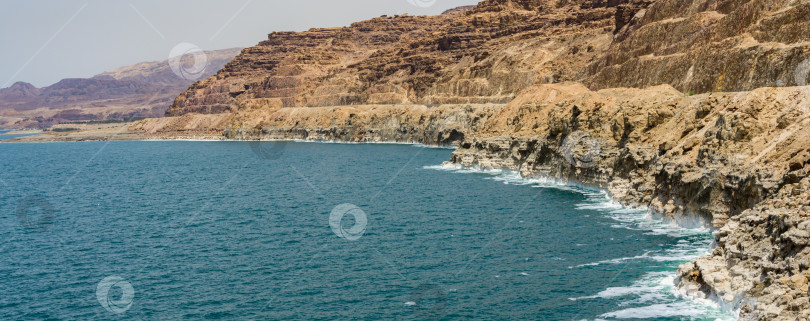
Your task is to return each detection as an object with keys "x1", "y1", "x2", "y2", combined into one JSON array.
[{"x1": 0, "y1": 0, "x2": 481, "y2": 88}]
